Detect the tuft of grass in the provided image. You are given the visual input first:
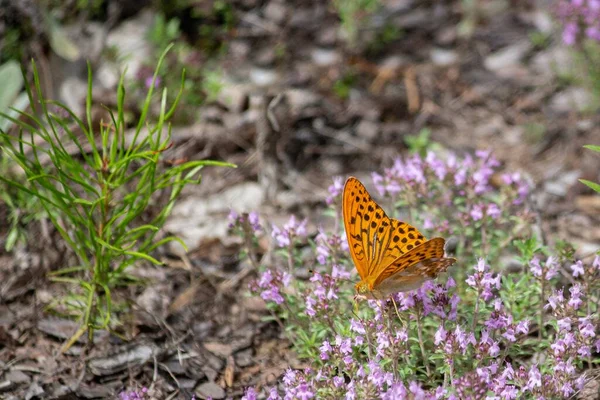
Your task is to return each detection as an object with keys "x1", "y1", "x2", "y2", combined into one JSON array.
[{"x1": 0, "y1": 45, "x2": 235, "y2": 351}]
